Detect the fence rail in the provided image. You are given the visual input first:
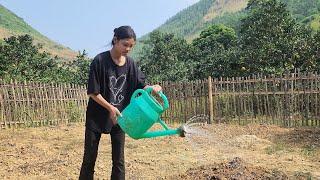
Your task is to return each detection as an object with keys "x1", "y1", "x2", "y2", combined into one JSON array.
[
  {"x1": 1, "y1": 71, "x2": 320, "y2": 129},
  {"x1": 210, "y1": 72, "x2": 320, "y2": 127},
  {"x1": 0, "y1": 80, "x2": 87, "y2": 129},
  {"x1": 160, "y1": 71, "x2": 320, "y2": 127}
]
